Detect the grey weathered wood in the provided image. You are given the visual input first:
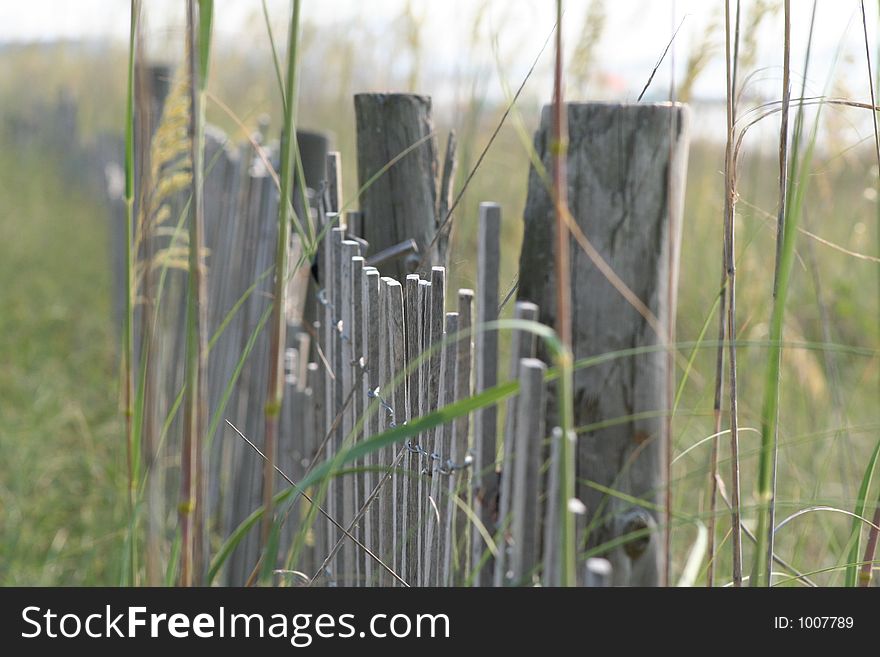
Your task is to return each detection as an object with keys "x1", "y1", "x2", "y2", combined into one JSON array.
[
  {"x1": 354, "y1": 93, "x2": 442, "y2": 280},
  {"x1": 508, "y1": 358, "x2": 547, "y2": 586},
  {"x1": 306, "y1": 361, "x2": 324, "y2": 578},
  {"x1": 434, "y1": 311, "x2": 458, "y2": 586},
  {"x1": 351, "y1": 257, "x2": 366, "y2": 586},
  {"x1": 320, "y1": 217, "x2": 337, "y2": 581},
  {"x1": 363, "y1": 267, "x2": 381, "y2": 585},
  {"x1": 404, "y1": 274, "x2": 422, "y2": 584},
  {"x1": 435, "y1": 131, "x2": 458, "y2": 260},
  {"x1": 423, "y1": 266, "x2": 445, "y2": 586},
  {"x1": 517, "y1": 102, "x2": 690, "y2": 586},
  {"x1": 228, "y1": 168, "x2": 279, "y2": 583},
  {"x1": 377, "y1": 276, "x2": 397, "y2": 585},
  {"x1": 585, "y1": 557, "x2": 613, "y2": 587},
  {"x1": 416, "y1": 278, "x2": 431, "y2": 585},
  {"x1": 443, "y1": 289, "x2": 473, "y2": 586},
  {"x1": 494, "y1": 301, "x2": 539, "y2": 586},
  {"x1": 384, "y1": 279, "x2": 407, "y2": 586},
  {"x1": 327, "y1": 225, "x2": 346, "y2": 584},
  {"x1": 472, "y1": 202, "x2": 501, "y2": 587},
  {"x1": 326, "y1": 151, "x2": 343, "y2": 214},
  {"x1": 542, "y1": 427, "x2": 563, "y2": 587},
  {"x1": 340, "y1": 241, "x2": 361, "y2": 586}
]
